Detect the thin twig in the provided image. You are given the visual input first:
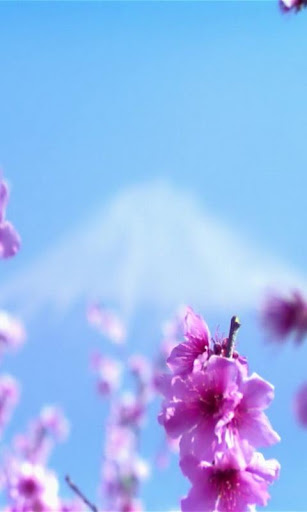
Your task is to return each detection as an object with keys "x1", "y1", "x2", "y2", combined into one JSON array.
[
  {"x1": 65, "y1": 475, "x2": 99, "y2": 512},
  {"x1": 226, "y1": 315, "x2": 241, "y2": 358}
]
